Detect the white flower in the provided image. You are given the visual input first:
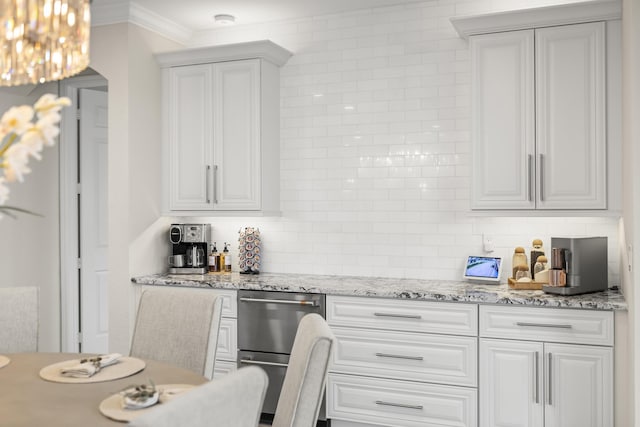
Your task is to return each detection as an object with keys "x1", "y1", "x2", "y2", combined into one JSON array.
[
  {"x1": 3, "y1": 142, "x2": 32, "y2": 182},
  {"x1": 35, "y1": 114, "x2": 61, "y2": 146},
  {"x1": 19, "y1": 128, "x2": 45, "y2": 160},
  {"x1": 0, "y1": 93, "x2": 70, "y2": 214},
  {"x1": 34, "y1": 94, "x2": 72, "y2": 118},
  {"x1": 0, "y1": 177, "x2": 9, "y2": 205},
  {"x1": 1, "y1": 105, "x2": 34, "y2": 136}
]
